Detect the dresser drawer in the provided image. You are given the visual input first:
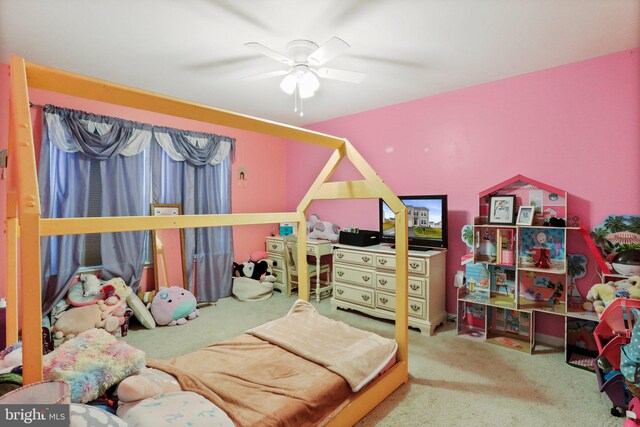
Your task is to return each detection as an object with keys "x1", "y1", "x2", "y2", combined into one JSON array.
[
  {"x1": 408, "y1": 277, "x2": 427, "y2": 298},
  {"x1": 269, "y1": 254, "x2": 285, "y2": 271},
  {"x1": 333, "y1": 249, "x2": 374, "y2": 267},
  {"x1": 375, "y1": 272, "x2": 396, "y2": 292},
  {"x1": 374, "y1": 254, "x2": 396, "y2": 270},
  {"x1": 408, "y1": 299, "x2": 426, "y2": 319},
  {"x1": 272, "y1": 268, "x2": 286, "y2": 286},
  {"x1": 334, "y1": 284, "x2": 374, "y2": 308},
  {"x1": 374, "y1": 272, "x2": 426, "y2": 298},
  {"x1": 266, "y1": 239, "x2": 284, "y2": 254},
  {"x1": 408, "y1": 258, "x2": 427, "y2": 275},
  {"x1": 376, "y1": 291, "x2": 395, "y2": 312},
  {"x1": 375, "y1": 292, "x2": 426, "y2": 319},
  {"x1": 334, "y1": 265, "x2": 374, "y2": 288},
  {"x1": 374, "y1": 254, "x2": 428, "y2": 276}
]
